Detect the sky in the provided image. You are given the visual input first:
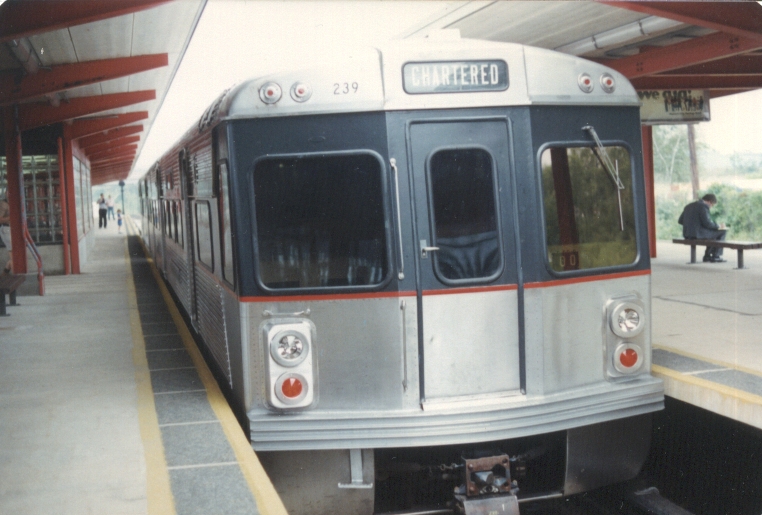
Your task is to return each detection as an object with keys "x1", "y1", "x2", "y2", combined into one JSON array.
[
  {"x1": 132, "y1": 0, "x2": 762, "y2": 178},
  {"x1": 695, "y1": 89, "x2": 762, "y2": 157}
]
